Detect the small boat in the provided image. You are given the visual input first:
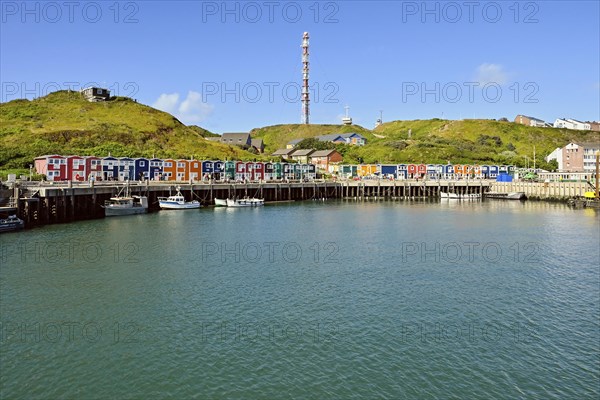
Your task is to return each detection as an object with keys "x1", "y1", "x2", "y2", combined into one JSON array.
[
  {"x1": 214, "y1": 198, "x2": 228, "y2": 207},
  {"x1": 103, "y1": 184, "x2": 148, "y2": 216},
  {"x1": 158, "y1": 188, "x2": 201, "y2": 209},
  {"x1": 440, "y1": 192, "x2": 481, "y2": 200},
  {"x1": 0, "y1": 215, "x2": 24, "y2": 233},
  {"x1": 485, "y1": 192, "x2": 527, "y2": 200},
  {"x1": 226, "y1": 197, "x2": 265, "y2": 207},
  {"x1": 103, "y1": 195, "x2": 148, "y2": 216}
]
